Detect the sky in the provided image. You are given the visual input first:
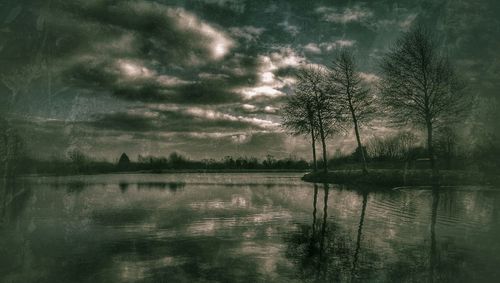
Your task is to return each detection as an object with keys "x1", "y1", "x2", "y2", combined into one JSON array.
[{"x1": 0, "y1": 0, "x2": 499, "y2": 161}]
